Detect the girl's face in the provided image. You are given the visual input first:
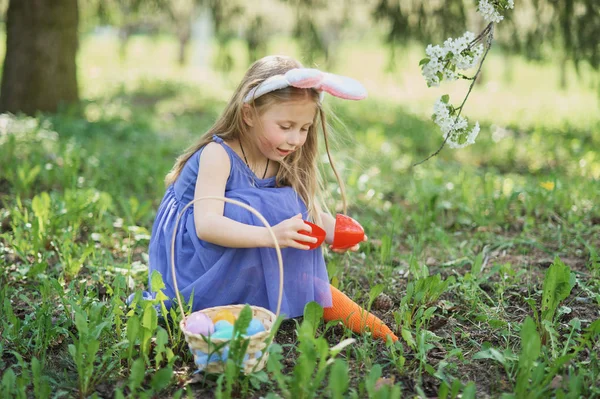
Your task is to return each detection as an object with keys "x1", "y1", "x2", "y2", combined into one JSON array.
[{"x1": 247, "y1": 98, "x2": 317, "y2": 161}]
